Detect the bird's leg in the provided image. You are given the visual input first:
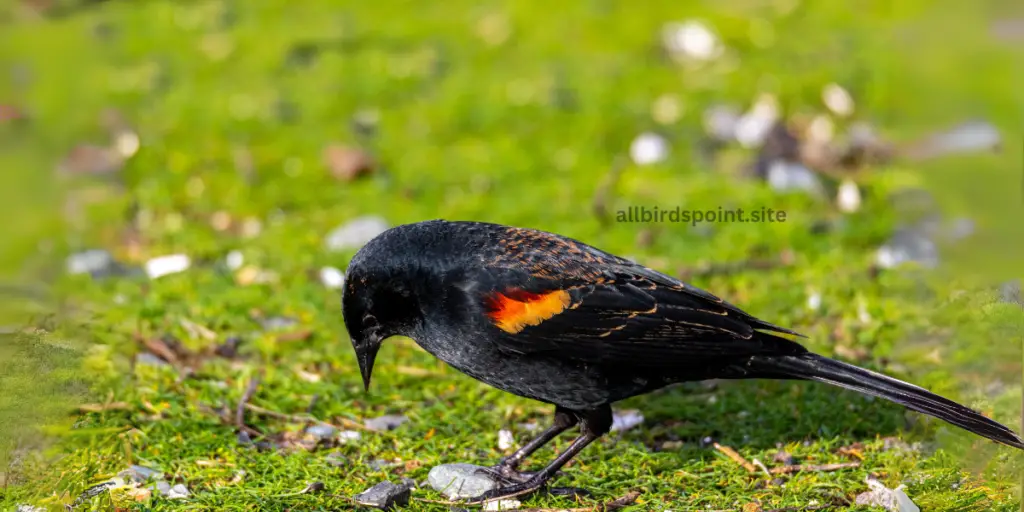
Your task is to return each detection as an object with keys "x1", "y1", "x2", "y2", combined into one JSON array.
[
  {"x1": 466, "y1": 405, "x2": 612, "y2": 504},
  {"x1": 477, "y1": 407, "x2": 578, "y2": 484}
]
